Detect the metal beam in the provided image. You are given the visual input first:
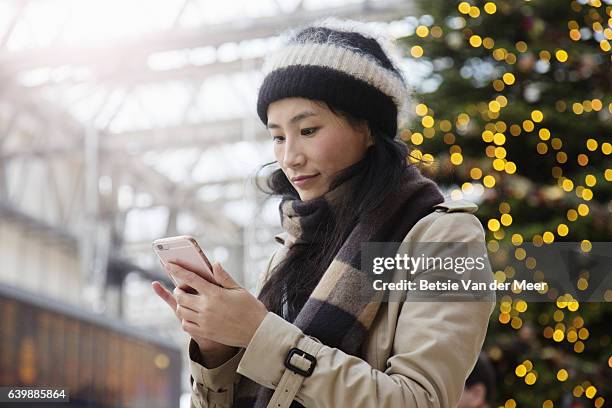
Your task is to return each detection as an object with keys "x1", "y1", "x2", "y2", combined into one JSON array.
[
  {"x1": 0, "y1": 0, "x2": 413, "y2": 73},
  {"x1": 27, "y1": 56, "x2": 265, "y2": 89},
  {"x1": 105, "y1": 118, "x2": 269, "y2": 153},
  {"x1": 0, "y1": 118, "x2": 270, "y2": 159}
]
